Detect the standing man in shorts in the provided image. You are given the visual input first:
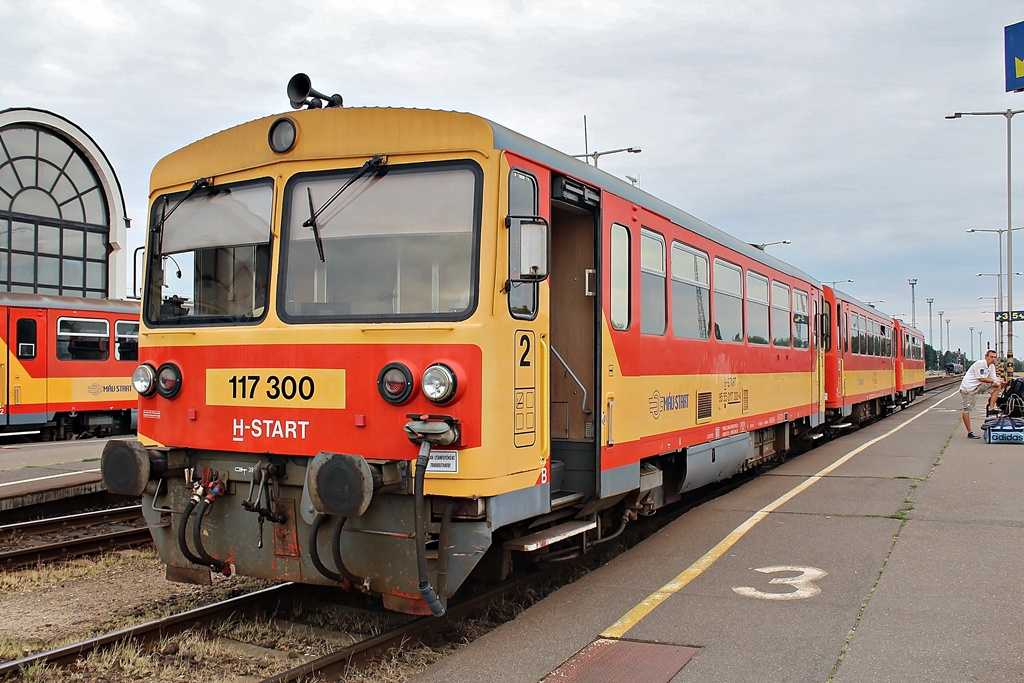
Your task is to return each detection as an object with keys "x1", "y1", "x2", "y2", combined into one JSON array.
[{"x1": 961, "y1": 349, "x2": 1002, "y2": 439}]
